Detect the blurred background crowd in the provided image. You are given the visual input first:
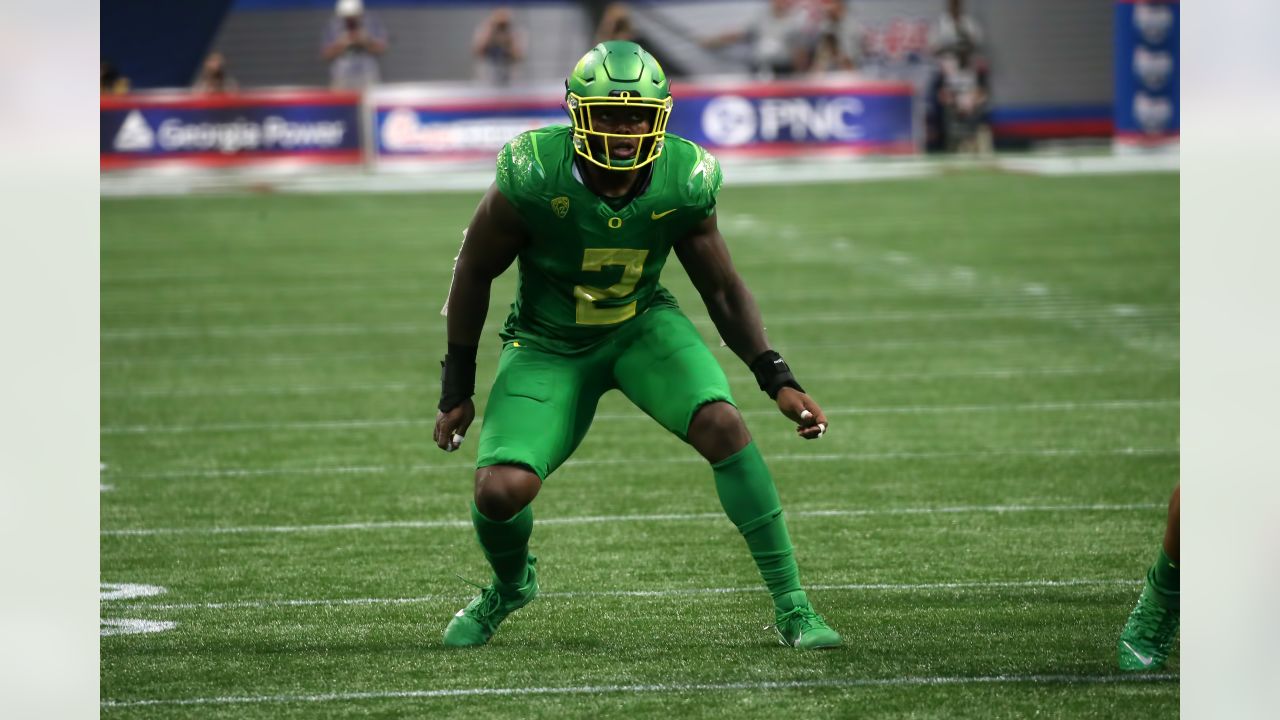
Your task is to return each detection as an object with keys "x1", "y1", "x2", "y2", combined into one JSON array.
[
  {"x1": 102, "y1": 0, "x2": 1151, "y2": 157},
  {"x1": 101, "y1": 0, "x2": 1000, "y2": 152}
]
